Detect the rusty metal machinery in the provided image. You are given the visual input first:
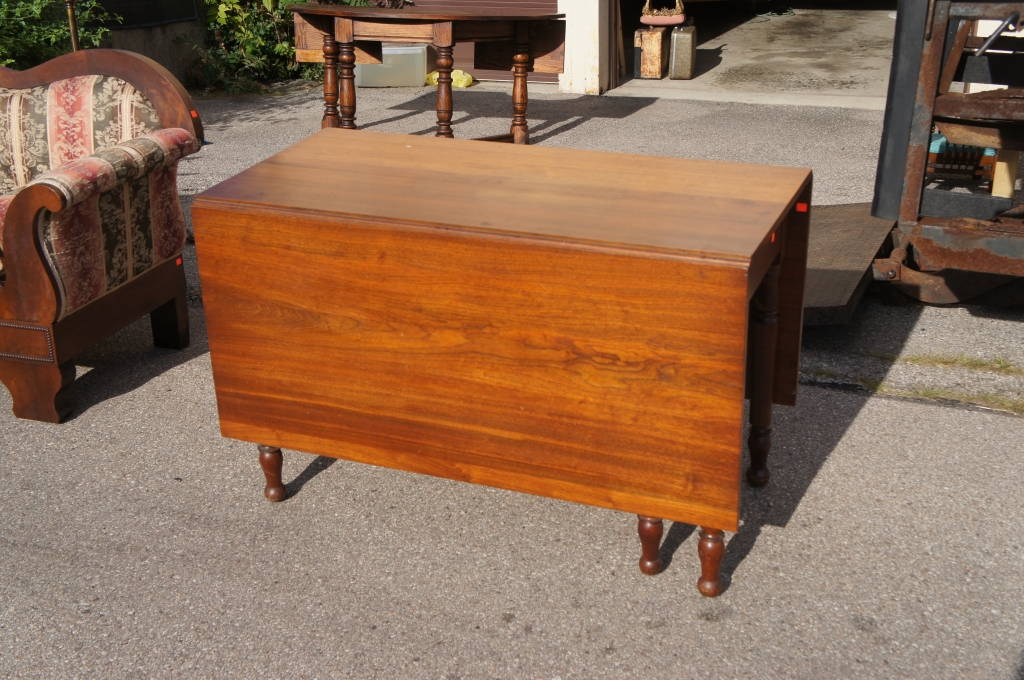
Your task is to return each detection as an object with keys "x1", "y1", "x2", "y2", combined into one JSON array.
[{"x1": 872, "y1": 0, "x2": 1024, "y2": 303}]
